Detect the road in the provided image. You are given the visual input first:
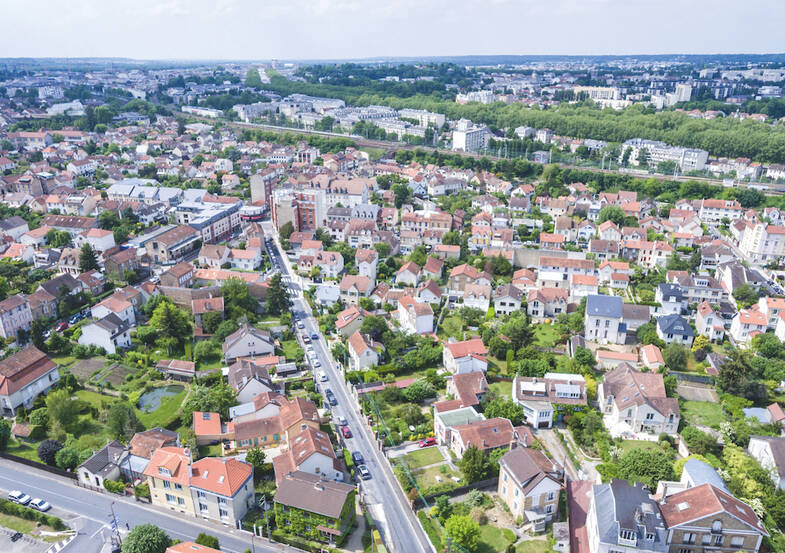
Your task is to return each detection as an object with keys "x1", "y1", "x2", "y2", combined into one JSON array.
[
  {"x1": 0, "y1": 459, "x2": 276, "y2": 553},
  {"x1": 262, "y1": 222, "x2": 433, "y2": 553}
]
